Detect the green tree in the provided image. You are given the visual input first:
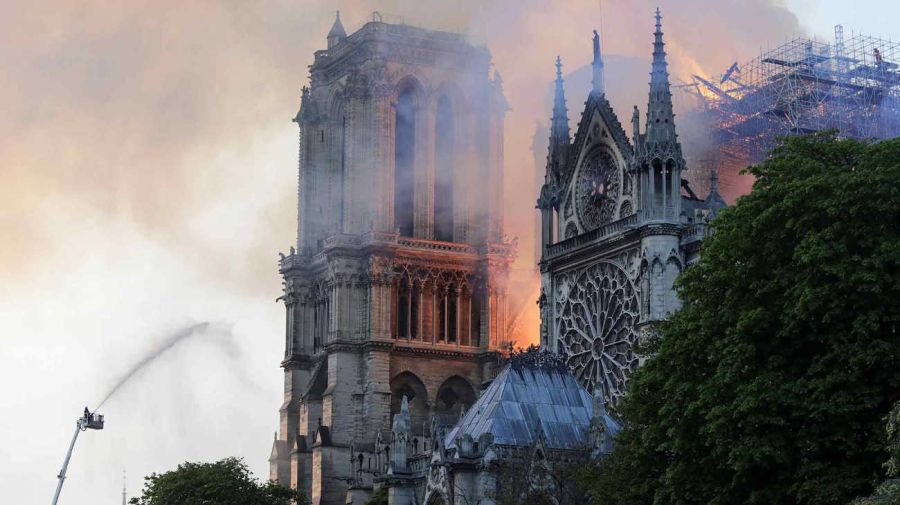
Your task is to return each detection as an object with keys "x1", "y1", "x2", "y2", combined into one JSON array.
[
  {"x1": 851, "y1": 402, "x2": 900, "y2": 504},
  {"x1": 129, "y1": 457, "x2": 307, "y2": 505},
  {"x1": 589, "y1": 133, "x2": 900, "y2": 505}
]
